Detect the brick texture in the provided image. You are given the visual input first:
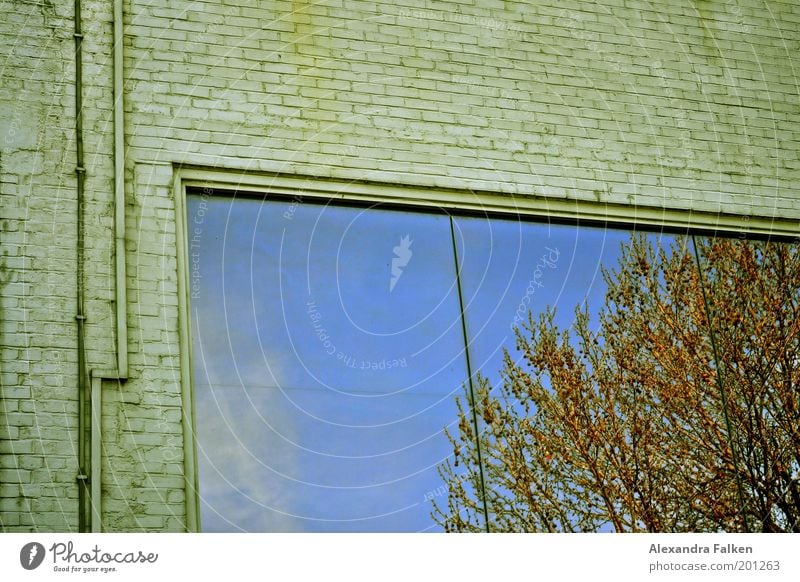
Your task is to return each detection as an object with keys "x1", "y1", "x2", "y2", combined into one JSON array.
[{"x1": 1, "y1": 0, "x2": 798, "y2": 532}]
